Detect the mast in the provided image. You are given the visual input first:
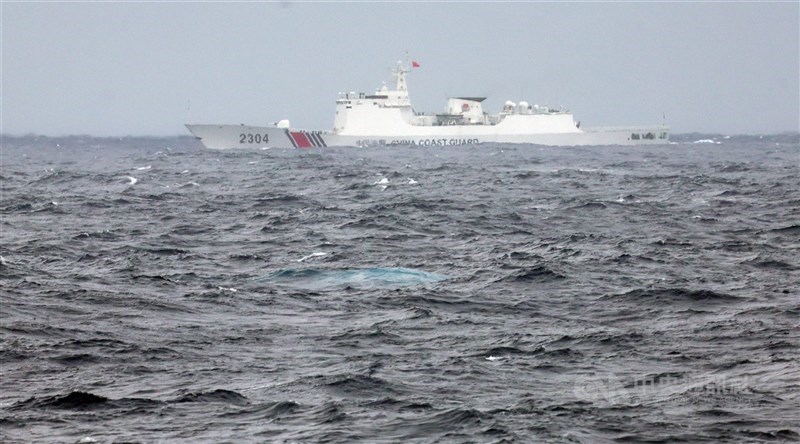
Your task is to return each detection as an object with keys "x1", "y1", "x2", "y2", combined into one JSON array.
[
  {"x1": 380, "y1": 57, "x2": 412, "y2": 107},
  {"x1": 391, "y1": 60, "x2": 410, "y2": 92}
]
